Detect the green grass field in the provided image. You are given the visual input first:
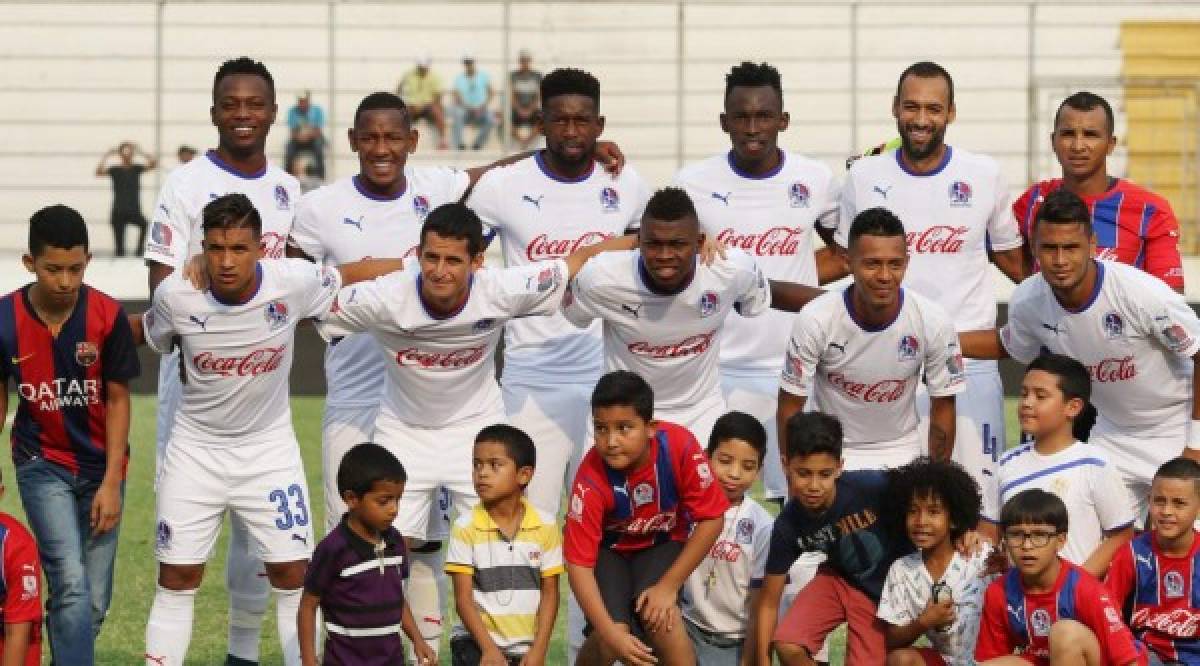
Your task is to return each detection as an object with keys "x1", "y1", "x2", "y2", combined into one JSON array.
[{"x1": 0, "y1": 396, "x2": 1023, "y2": 664}]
